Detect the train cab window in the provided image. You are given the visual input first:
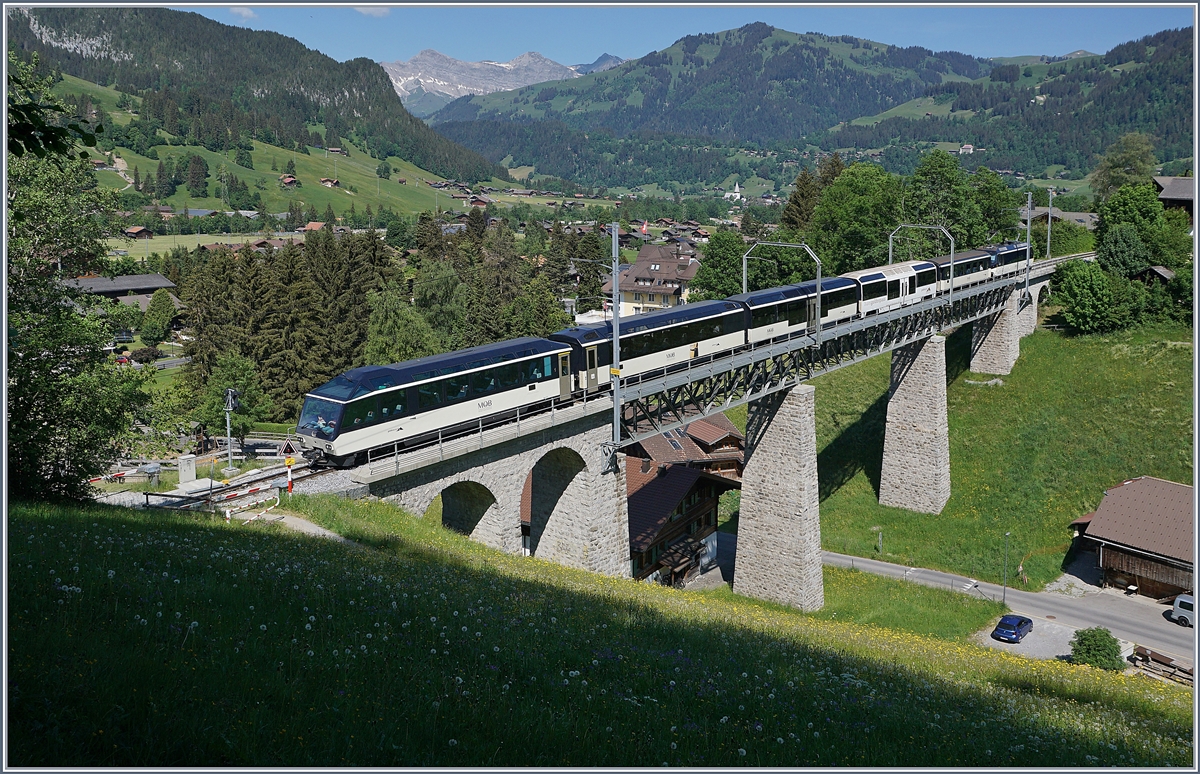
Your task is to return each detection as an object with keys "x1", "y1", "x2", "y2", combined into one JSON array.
[
  {"x1": 887, "y1": 280, "x2": 901, "y2": 300},
  {"x1": 445, "y1": 374, "x2": 470, "y2": 403},
  {"x1": 418, "y1": 382, "x2": 442, "y2": 409},
  {"x1": 916, "y1": 269, "x2": 936, "y2": 287}
]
